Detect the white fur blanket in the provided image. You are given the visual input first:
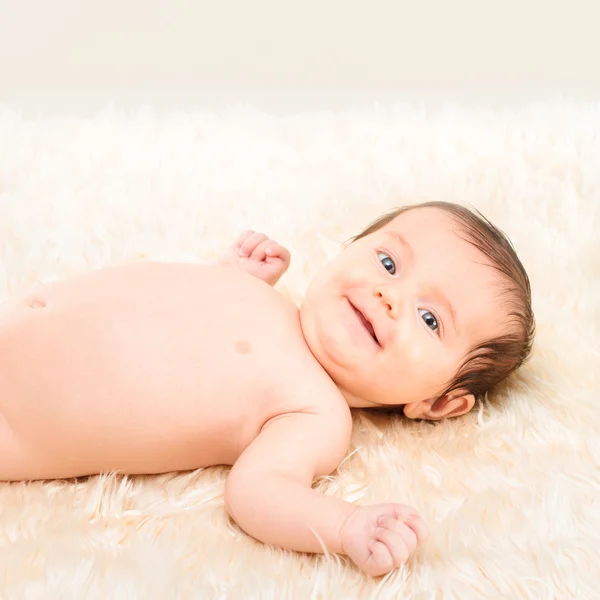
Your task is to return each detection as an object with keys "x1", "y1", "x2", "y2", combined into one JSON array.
[{"x1": 0, "y1": 102, "x2": 598, "y2": 599}]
